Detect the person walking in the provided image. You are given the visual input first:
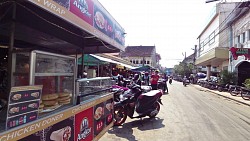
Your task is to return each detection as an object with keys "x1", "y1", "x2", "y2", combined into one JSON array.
[
  {"x1": 162, "y1": 73, "x2": 169, "y2": 93},
  {"x1": 150, "y1": 70, "x2": 160, "y2": 90}
]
